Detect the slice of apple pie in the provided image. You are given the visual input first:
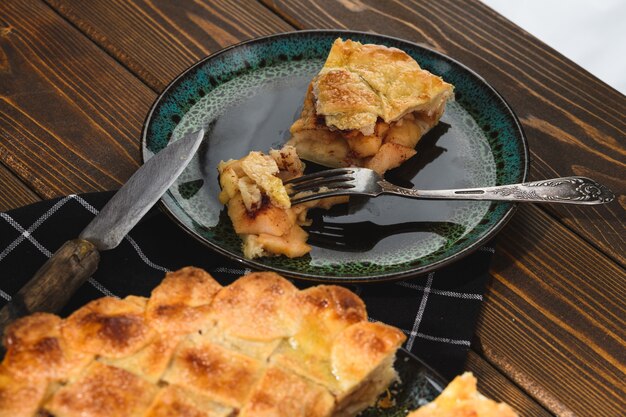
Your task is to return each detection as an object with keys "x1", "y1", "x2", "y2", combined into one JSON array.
[
  {"x1": 287, "y1": 38, "x2": 454, "y2": 174},
  {"x1": 217, "y1": 145, "x2": 346, "y2": 259}
]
